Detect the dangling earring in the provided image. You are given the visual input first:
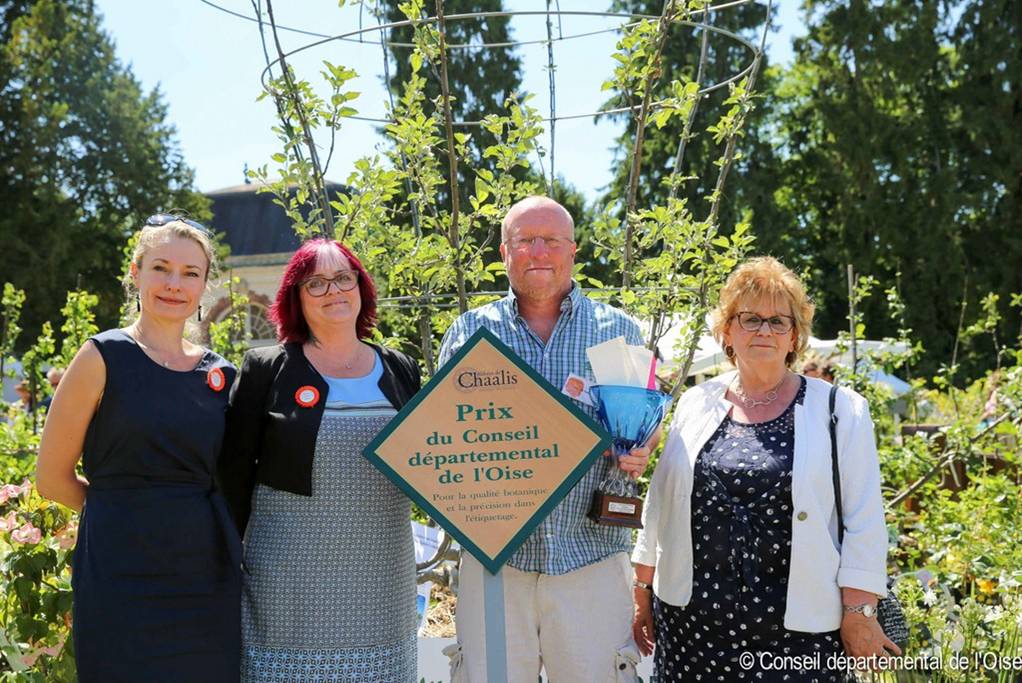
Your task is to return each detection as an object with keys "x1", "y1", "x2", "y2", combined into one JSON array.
[
  {"x1": 725, "y1": 344, "x2": 735, "y2": 359},
  {"x1": 197, "y1": 304, "x2": 203, "y2": 322},
  {"x1": 135, "y1": 294, "x2": 141, "y2": 312}
]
